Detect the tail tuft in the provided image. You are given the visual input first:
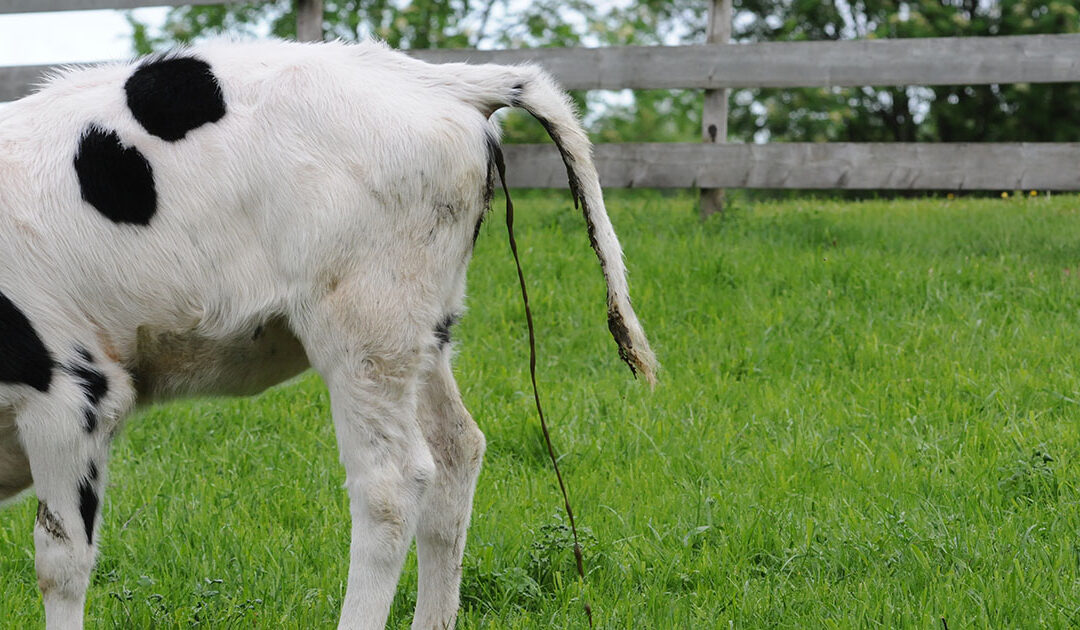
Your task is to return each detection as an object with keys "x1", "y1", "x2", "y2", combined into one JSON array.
[{"x1": 608, "y1": 303, "x2": 657, "y2": 387}]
